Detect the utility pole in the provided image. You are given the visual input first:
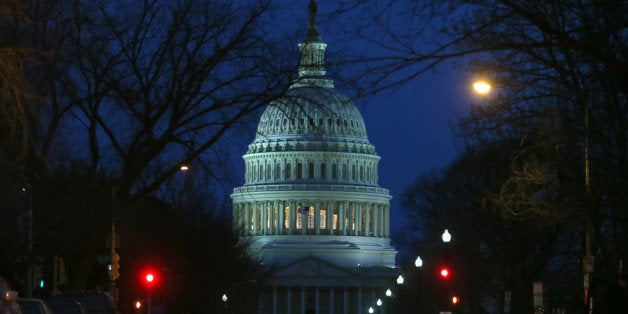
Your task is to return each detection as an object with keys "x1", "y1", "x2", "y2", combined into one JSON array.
[{"x1": 108, "y1": 221, "x2": 120, "y2": 304}]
